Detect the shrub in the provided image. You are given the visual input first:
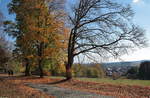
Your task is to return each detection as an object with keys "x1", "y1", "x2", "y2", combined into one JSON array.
[
  {"x1": 112, "y1": 72, "x2": 120, "y2": 80},
  {"x1": 126, "y1": 67, "x2": 139, "y2": 79},
  {"x1": 127, "y1": 67, "x2": 139, "y2": 75},
  {"x1": 73, "y1": 64, "x2": 105, "y2": 78},
  {"x1": 43, "y1": 70, "x2": 51, "y2": 76}
]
